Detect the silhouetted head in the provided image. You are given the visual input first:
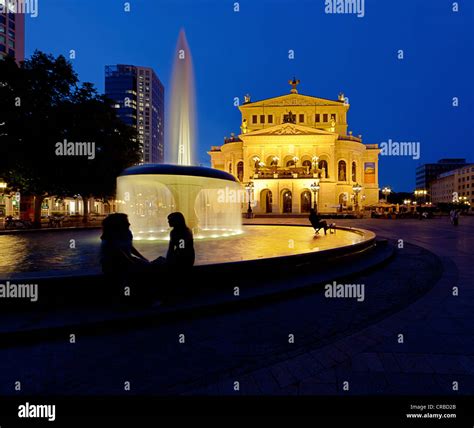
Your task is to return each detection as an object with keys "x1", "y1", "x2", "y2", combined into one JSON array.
[
  {"x1": 168, "y1": 212, "x2": 187, "y2": 229},
  {"x1": 310, "y1": 208, "x2": 316, "y2": 215},
  {"x1": 101, "y1": 213, "x2": 130, "y2": 241}
]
